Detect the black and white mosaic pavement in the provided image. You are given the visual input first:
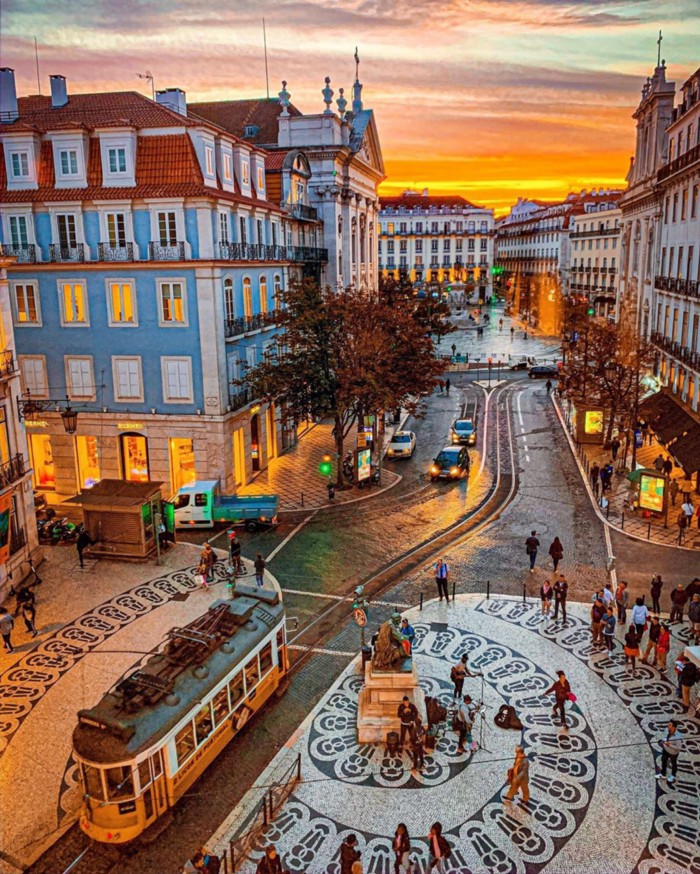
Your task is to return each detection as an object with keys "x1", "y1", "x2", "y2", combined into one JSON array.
[{"x1": 213, "y1": 596, "x2": 699, "y2": 874}]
